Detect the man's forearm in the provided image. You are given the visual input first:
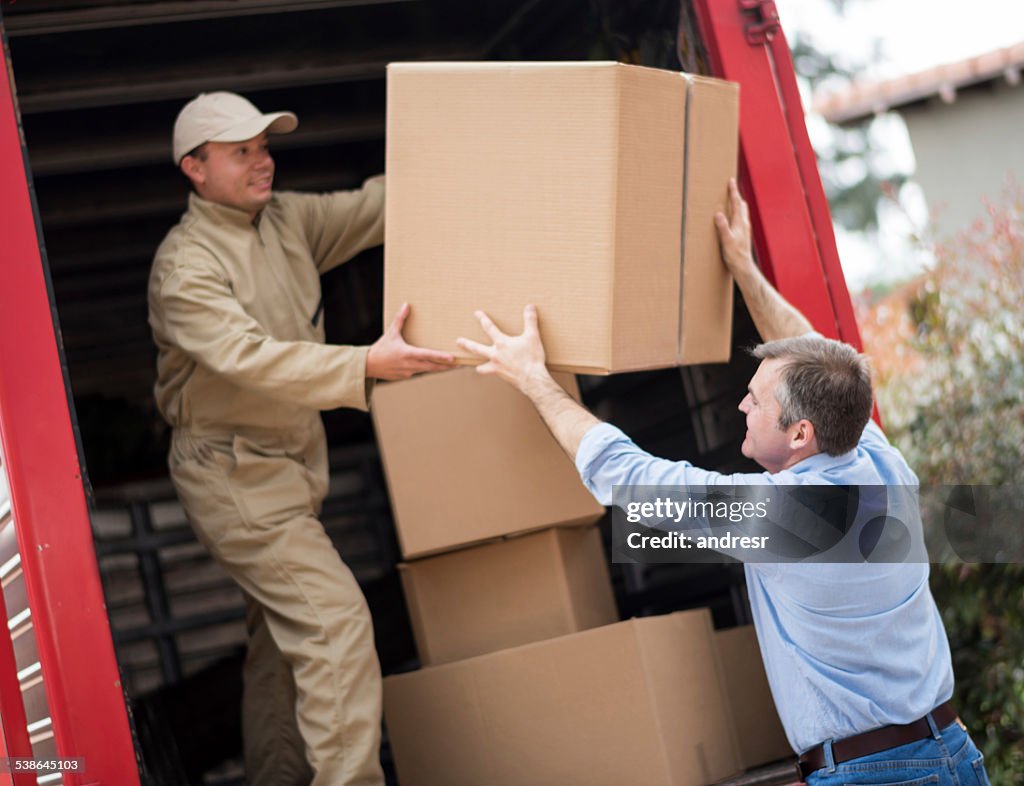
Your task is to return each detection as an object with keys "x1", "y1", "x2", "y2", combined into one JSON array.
[
  {"x1": 731, "y1": 260, "x2": 814, "y2": 341},
  {"x1": 520, "y1": 372, "x2": 601, "y2": 462}
]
